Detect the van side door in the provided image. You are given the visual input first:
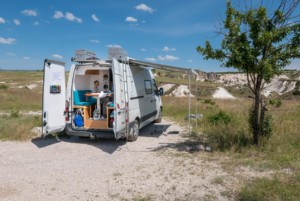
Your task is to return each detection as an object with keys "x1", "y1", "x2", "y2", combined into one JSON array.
[{"x1": 42, "y1": 59, "x2": 66, "y2": 136}]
